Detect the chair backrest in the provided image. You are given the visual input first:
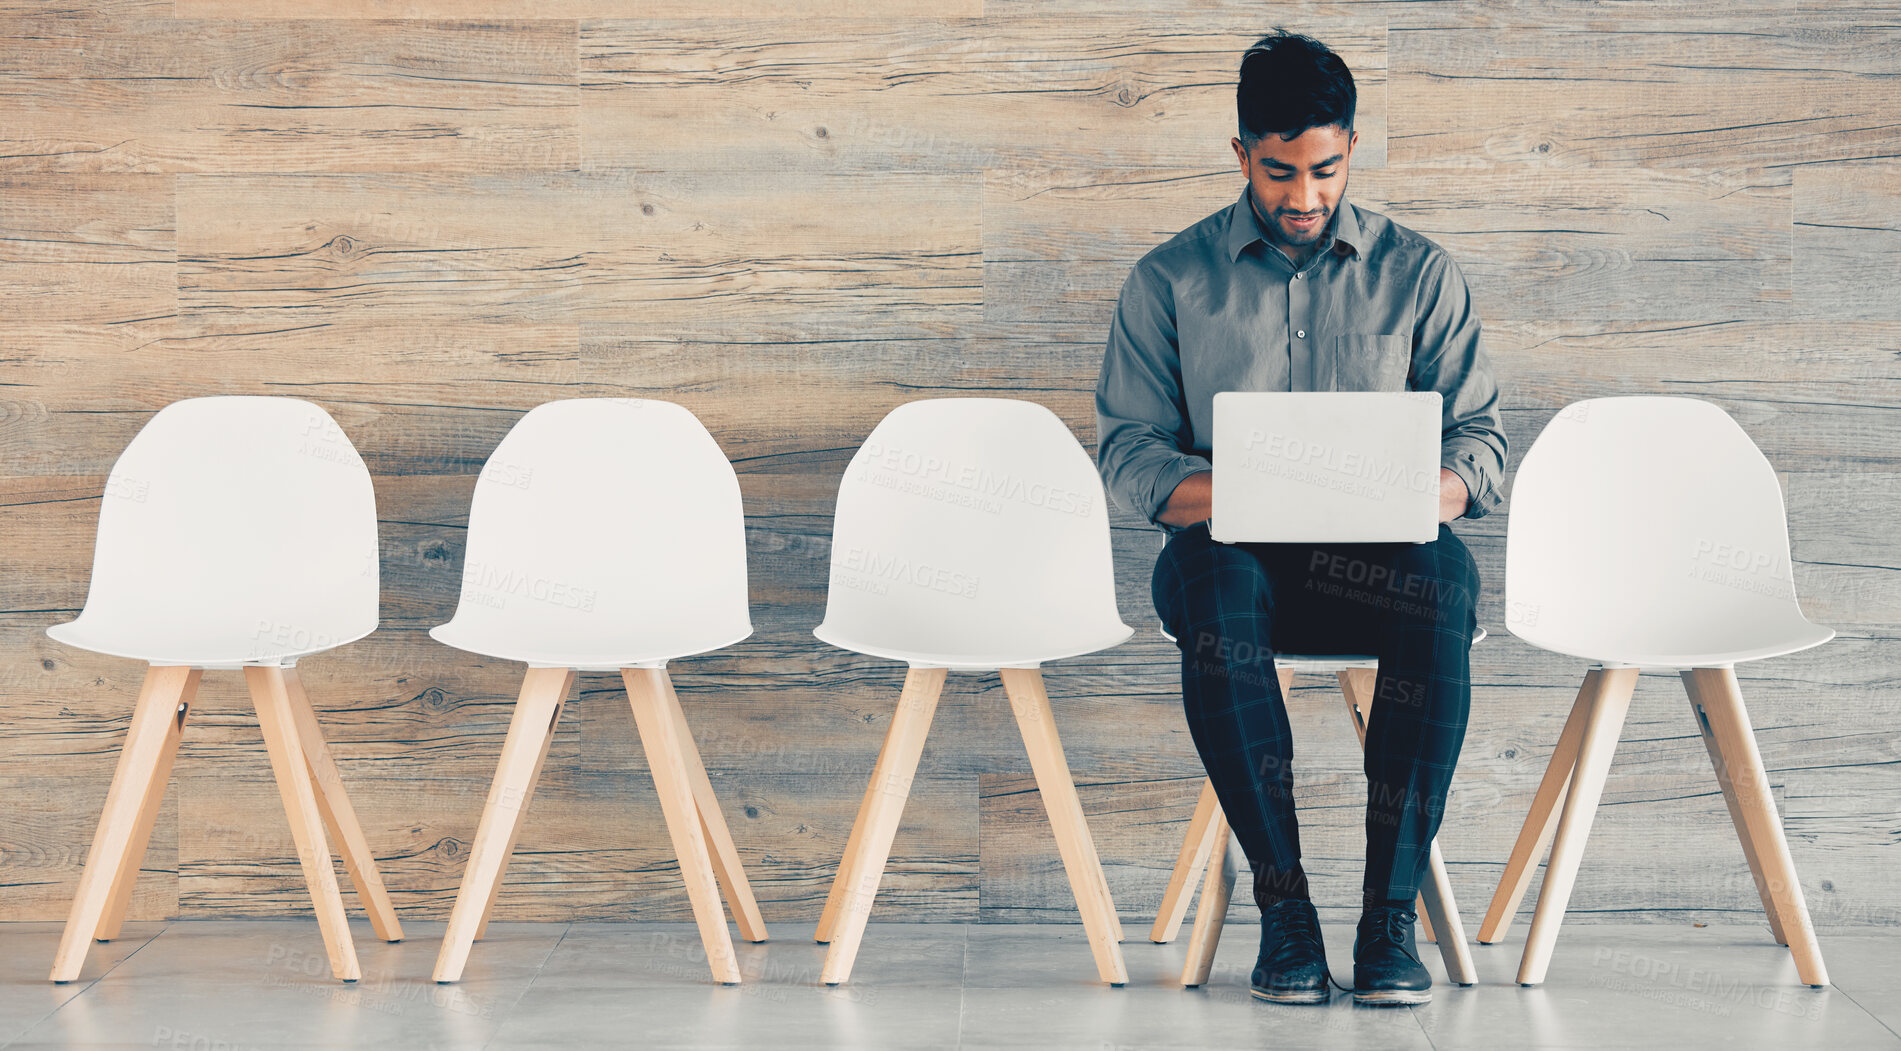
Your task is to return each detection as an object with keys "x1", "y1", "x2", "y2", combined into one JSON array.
[
  {"x1": 57, "y1": 396, "x2": 379, "y2": 663},
  {"x1": 1506, "y1": 396, "x2": 1820, "y2": 662},
  {"x1": 816, "y1": 398, "x2": 1130, "y2": 665},
  {"x1": 437, "y1": 398, "x2": 751, "y2": 663}
]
